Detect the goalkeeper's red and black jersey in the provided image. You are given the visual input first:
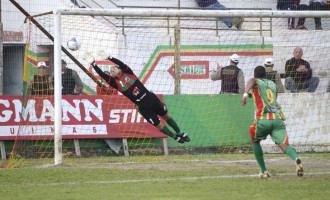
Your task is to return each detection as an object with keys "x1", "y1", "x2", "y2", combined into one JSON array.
[{"x1": 92, "y1": 57, "x2": 150, "y2": 105}]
